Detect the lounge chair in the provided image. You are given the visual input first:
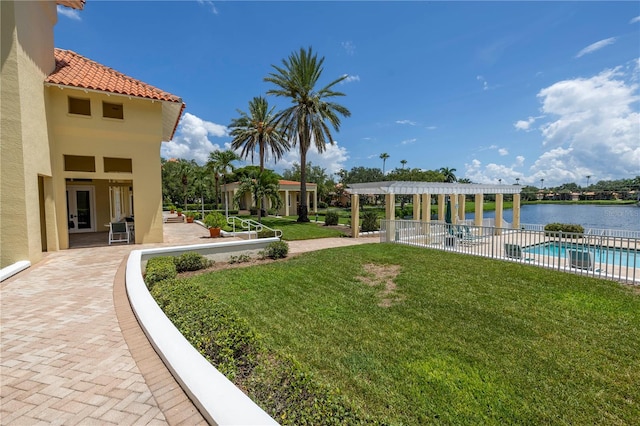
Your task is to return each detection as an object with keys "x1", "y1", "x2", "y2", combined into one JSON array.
[
  {"x1": 504, "y1": 243, "x2": 533, "y2": 261},
  {"x1": 109, "y1": 222, "x2": 131, "y2": 244},
  {"x1": 567, "y1": 249, "x2": 599, "y2": 271}
]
